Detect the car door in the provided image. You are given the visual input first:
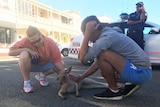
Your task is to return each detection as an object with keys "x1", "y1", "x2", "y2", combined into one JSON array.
[{"x1": 143, "y1": 25, "x2": 160, "y2": 65}]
